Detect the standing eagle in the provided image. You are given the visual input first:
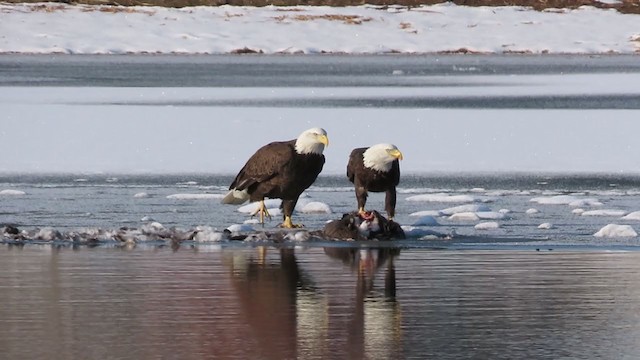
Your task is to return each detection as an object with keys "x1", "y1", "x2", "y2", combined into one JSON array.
[
  {"x1": 347, "y1": 143, "x2": 403, "y2": 220},
  {"x1": 222, "y1": 128, "x2": 329, "y2": 228}
]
